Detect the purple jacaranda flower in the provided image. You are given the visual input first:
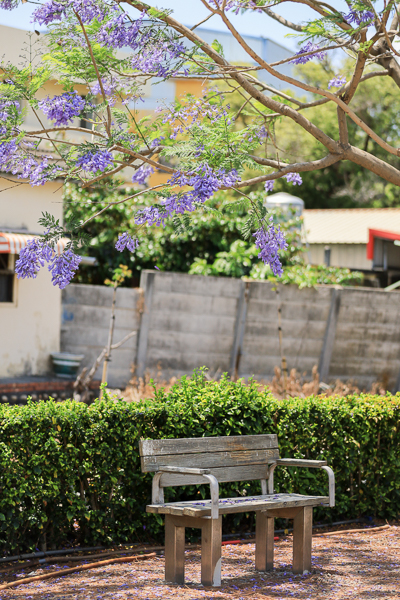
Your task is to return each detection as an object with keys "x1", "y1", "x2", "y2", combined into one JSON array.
[
  {"x1": 29, "y1": 157, "x2": 60, "y2": 187},
  {"x1": 0, "y1": 98, "x2": 20, "y2": 122},
  {"x1": 264, "y1": 180, "x2": 275, "y2": 193},
  {"x1": 97, "y1": 10, "x2": 144, "y2": 49},
  {"x1": 135, "y1": 164, "x2": 241, "y2": 226},
  {"x1": 72, "y1": 0, "x2": 106, "y2": 24},
  {"x1": 89, "y1": 78, "x2": 117, "y2": 98},
  {"x1": 47, "y1": 249, "x2": 82, "y2": 289},
  {"x1": 15, "y1": 238, "x2": 53, "y2": 280},
  {"x1": 0, "y1": 140, "x2": 60, "y2": 186},
  {"x1": 15, "y1": 235, "x2": 81, "y2": 289},
  {"x1": 131, "y1": 163, "x2": 154, "y2": 185},
  {"x1": 253, "y1": 217, "x2": 288, "y2": 277},
  {"x1": 328, "y1": 75, "x2": 347, "y2": 89},
  {"x1": 285, "y1": 172, "x2": 303, "y2": 185},
  {"x1": 345, "y1": 7, "x2": 374, "y2": 26},
  {"x1": 161, "y1": 192, "x2": 197, "y2": 216},
  {"x1": 291, "y1": 41, "x2": 327, "y2": 64},
  {"x1": 162, "y1": 98, "x2": 232, "y2": 137},
  {"x1": 115, "y1": 233, "x2": 139, "y2": 252},
  {"x1": 130, "y1": 38, "x2": 186, "y2": 77},
  {"x1": 210, "y1": 0, "x2": 263, "y2": 13},
  {"x1": 169, "y1": 164, "x2": 240, "y2": 203},
  {"x1": 32, "y1": 0, "x2": 66, "y2": 25},
  {"x1": 0, "y1": 139, "x2": 17, "y2": 168},
  {"x1": 0, "y1": 0, "x2": 18, "y2": 9},
  {"x1": 76, "y1": 149, "x2": 113, "y2": 173},
  {"x1": 38, "y1": 92, "x2": 85, "y2": 126},
  {"x1": 32, "y1": 0, "x2": 105, "y2": 25},
  {"x1": 135, "y1": 205, "x2": 168, "y2": 227}
]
